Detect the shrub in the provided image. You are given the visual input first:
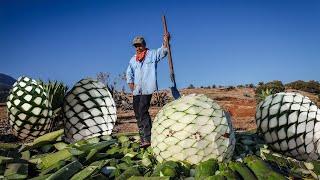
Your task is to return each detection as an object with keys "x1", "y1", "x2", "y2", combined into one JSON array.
[
  {"x1": 255, "y1": 80, "x2": 285, "y2": 95},
  {"x1": 226, "y1": 86, "x2": 235, "y2": 91},
  {"x1": 187, "y1": 84, "x2": 195, "y2": 89},
  {"x1": 255, "y1": 80, "x2": 285, "y2": 103},
  {"x1": 286, "y1": 80, "x2": 320, "y2": 94},
  {"x1": 243, "y1": 92, "x2": 251, "y2": 98},
  {"x1": 257, "y1": 88, "x2": 273, "y2": 103}
]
